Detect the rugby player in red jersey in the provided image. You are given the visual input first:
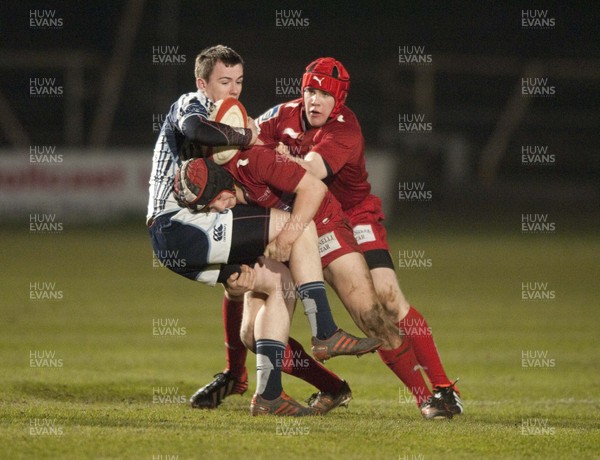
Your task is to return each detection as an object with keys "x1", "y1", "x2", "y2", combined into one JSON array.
[{"x1": 253, "y1": 57, "x2": 463, "y2": 419}]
